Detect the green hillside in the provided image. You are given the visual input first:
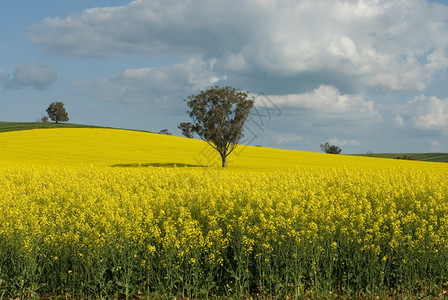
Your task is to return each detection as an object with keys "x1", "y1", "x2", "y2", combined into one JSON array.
[
  {"x1": 0, "y1": 121, "x2": 104, "y2": 132},
  {"x1": 355, "y1": 152, "x2": 448, "y2": 163}
]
